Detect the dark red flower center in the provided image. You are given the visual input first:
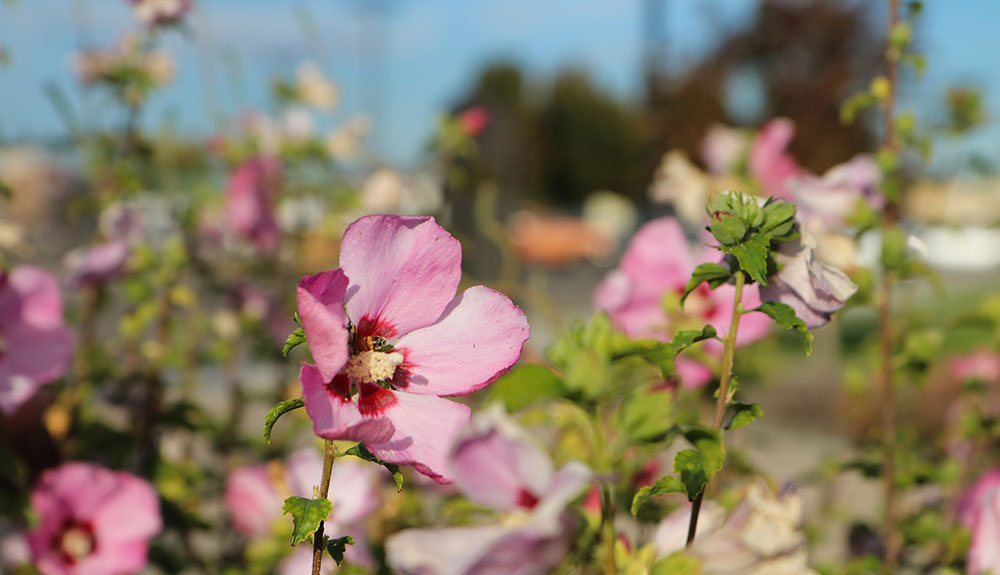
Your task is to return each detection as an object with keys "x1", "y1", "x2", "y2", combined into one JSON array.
[{"x1": 52, "y1": 520, "x2": 96, "y2": 565}]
